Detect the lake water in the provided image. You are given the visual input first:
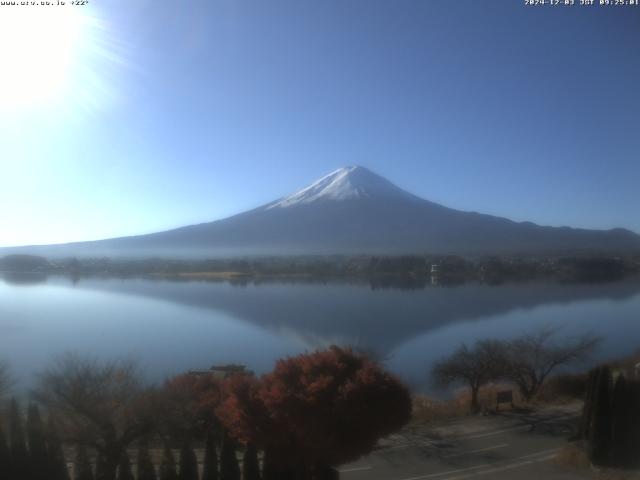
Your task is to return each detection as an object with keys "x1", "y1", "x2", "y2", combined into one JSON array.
[{"x1": 1, "y1": 274, "x2": 640, "y2": 392}]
